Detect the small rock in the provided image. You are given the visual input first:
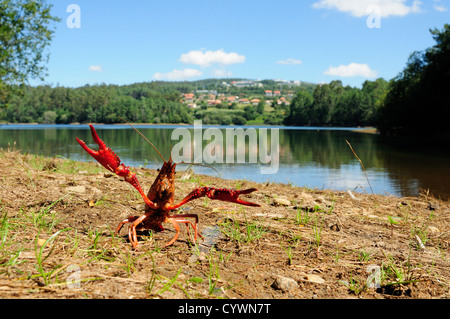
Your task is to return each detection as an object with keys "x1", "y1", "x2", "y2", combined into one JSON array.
[
  {"x1": 273, "y1": 197, "x2": 291, "y2": 206},
  {"x1": 90, "y1": 187, "x2": 102, "y2": 194},
  {"x1": 66, "y1": 185, "x2": 86, "y2": 193},
  {"x1": 299, "y1": 274, "x2": 325, "y2": 284},
  {"x1": 272, "y1": 275, "x2": 298, "y2": 292},
  {"x1": 187, "y1": 252, "x2": 207, "y2": 264},
  {"x1": 315, "y1": 196, "x2": 325, "y2": 204}
]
